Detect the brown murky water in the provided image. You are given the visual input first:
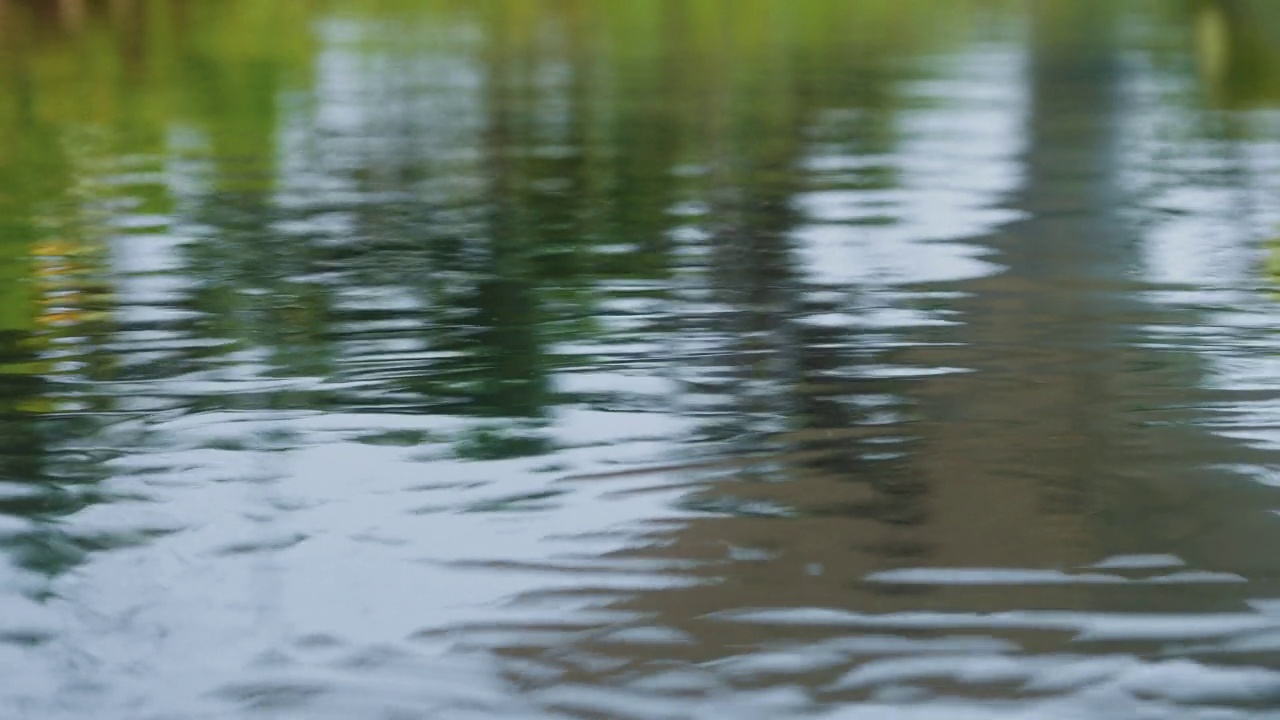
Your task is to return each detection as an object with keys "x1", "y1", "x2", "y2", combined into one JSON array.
[{"x1": 4, "y1": 1, "x2": 1280, "y2": 718}]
